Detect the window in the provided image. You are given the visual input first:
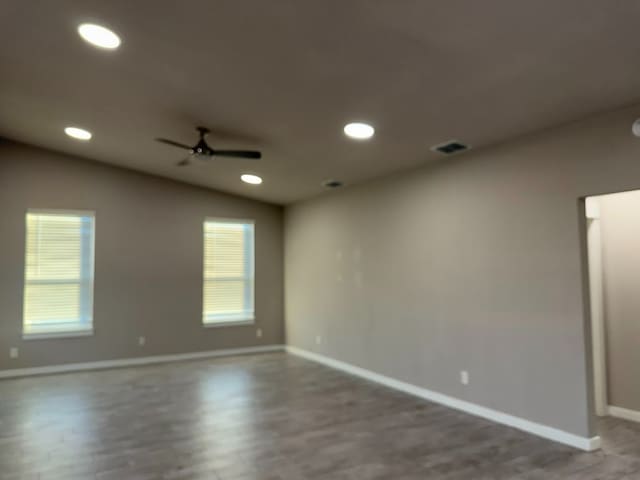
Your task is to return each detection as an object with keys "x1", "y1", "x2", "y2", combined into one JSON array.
[
  {"x1": 203, "y1": 219, "x2": 254, "y2": 325},
  {"x1": 23, "y1": 211, "x2": 95, "y2": 337}
]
